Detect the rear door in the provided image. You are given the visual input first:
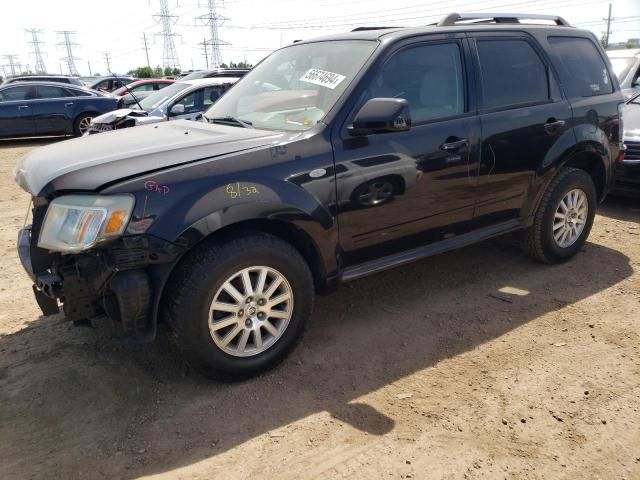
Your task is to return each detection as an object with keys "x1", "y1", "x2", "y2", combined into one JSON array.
[
  {"x1": 469, "y1": 33, "x2": 572, "y2": 226},
  {"x1": 0, "y1": 85, "x2": 36, "y2": 137},
  {"x1": 31, "y1": 84, "x2": 77, "y2": 134}
]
